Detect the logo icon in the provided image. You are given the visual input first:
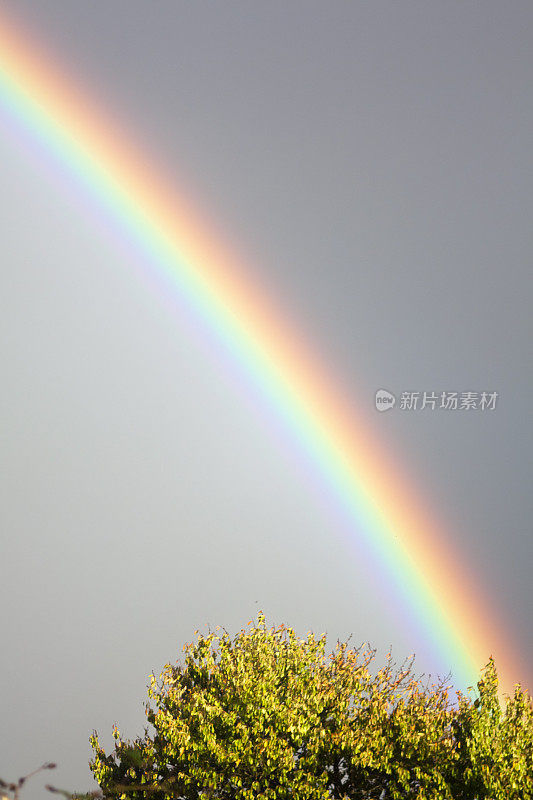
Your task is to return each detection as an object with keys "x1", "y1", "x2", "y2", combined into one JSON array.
[{"x1": 375, "y1": 389, "x2": 396, "y2": 412}]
